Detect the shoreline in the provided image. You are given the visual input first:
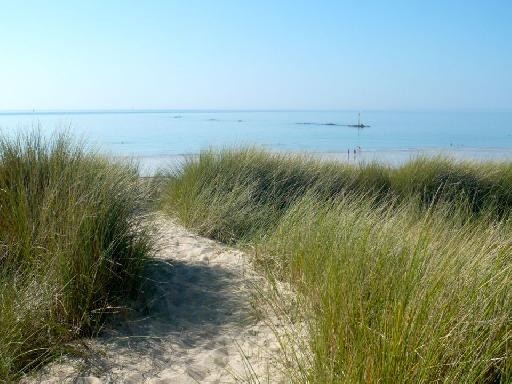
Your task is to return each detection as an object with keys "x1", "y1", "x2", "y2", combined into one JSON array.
[{"x1": 122, "y1": 147, "x2": 512, "y2": 176}]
